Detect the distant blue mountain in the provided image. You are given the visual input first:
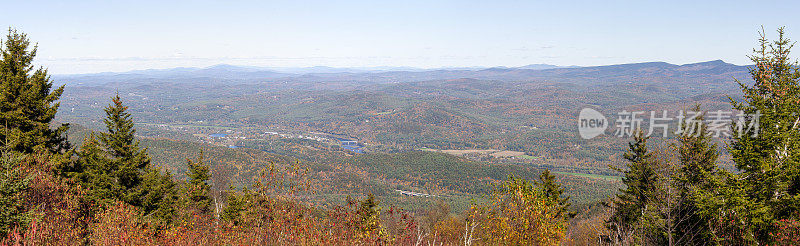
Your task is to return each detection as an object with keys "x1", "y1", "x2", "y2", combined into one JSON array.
[
  {"x1": 516, "y1": 64, "x2": 579, "y2": 70},
  {"x1": 52, "y1": 60, "x2": 747, "y2": 88}
]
